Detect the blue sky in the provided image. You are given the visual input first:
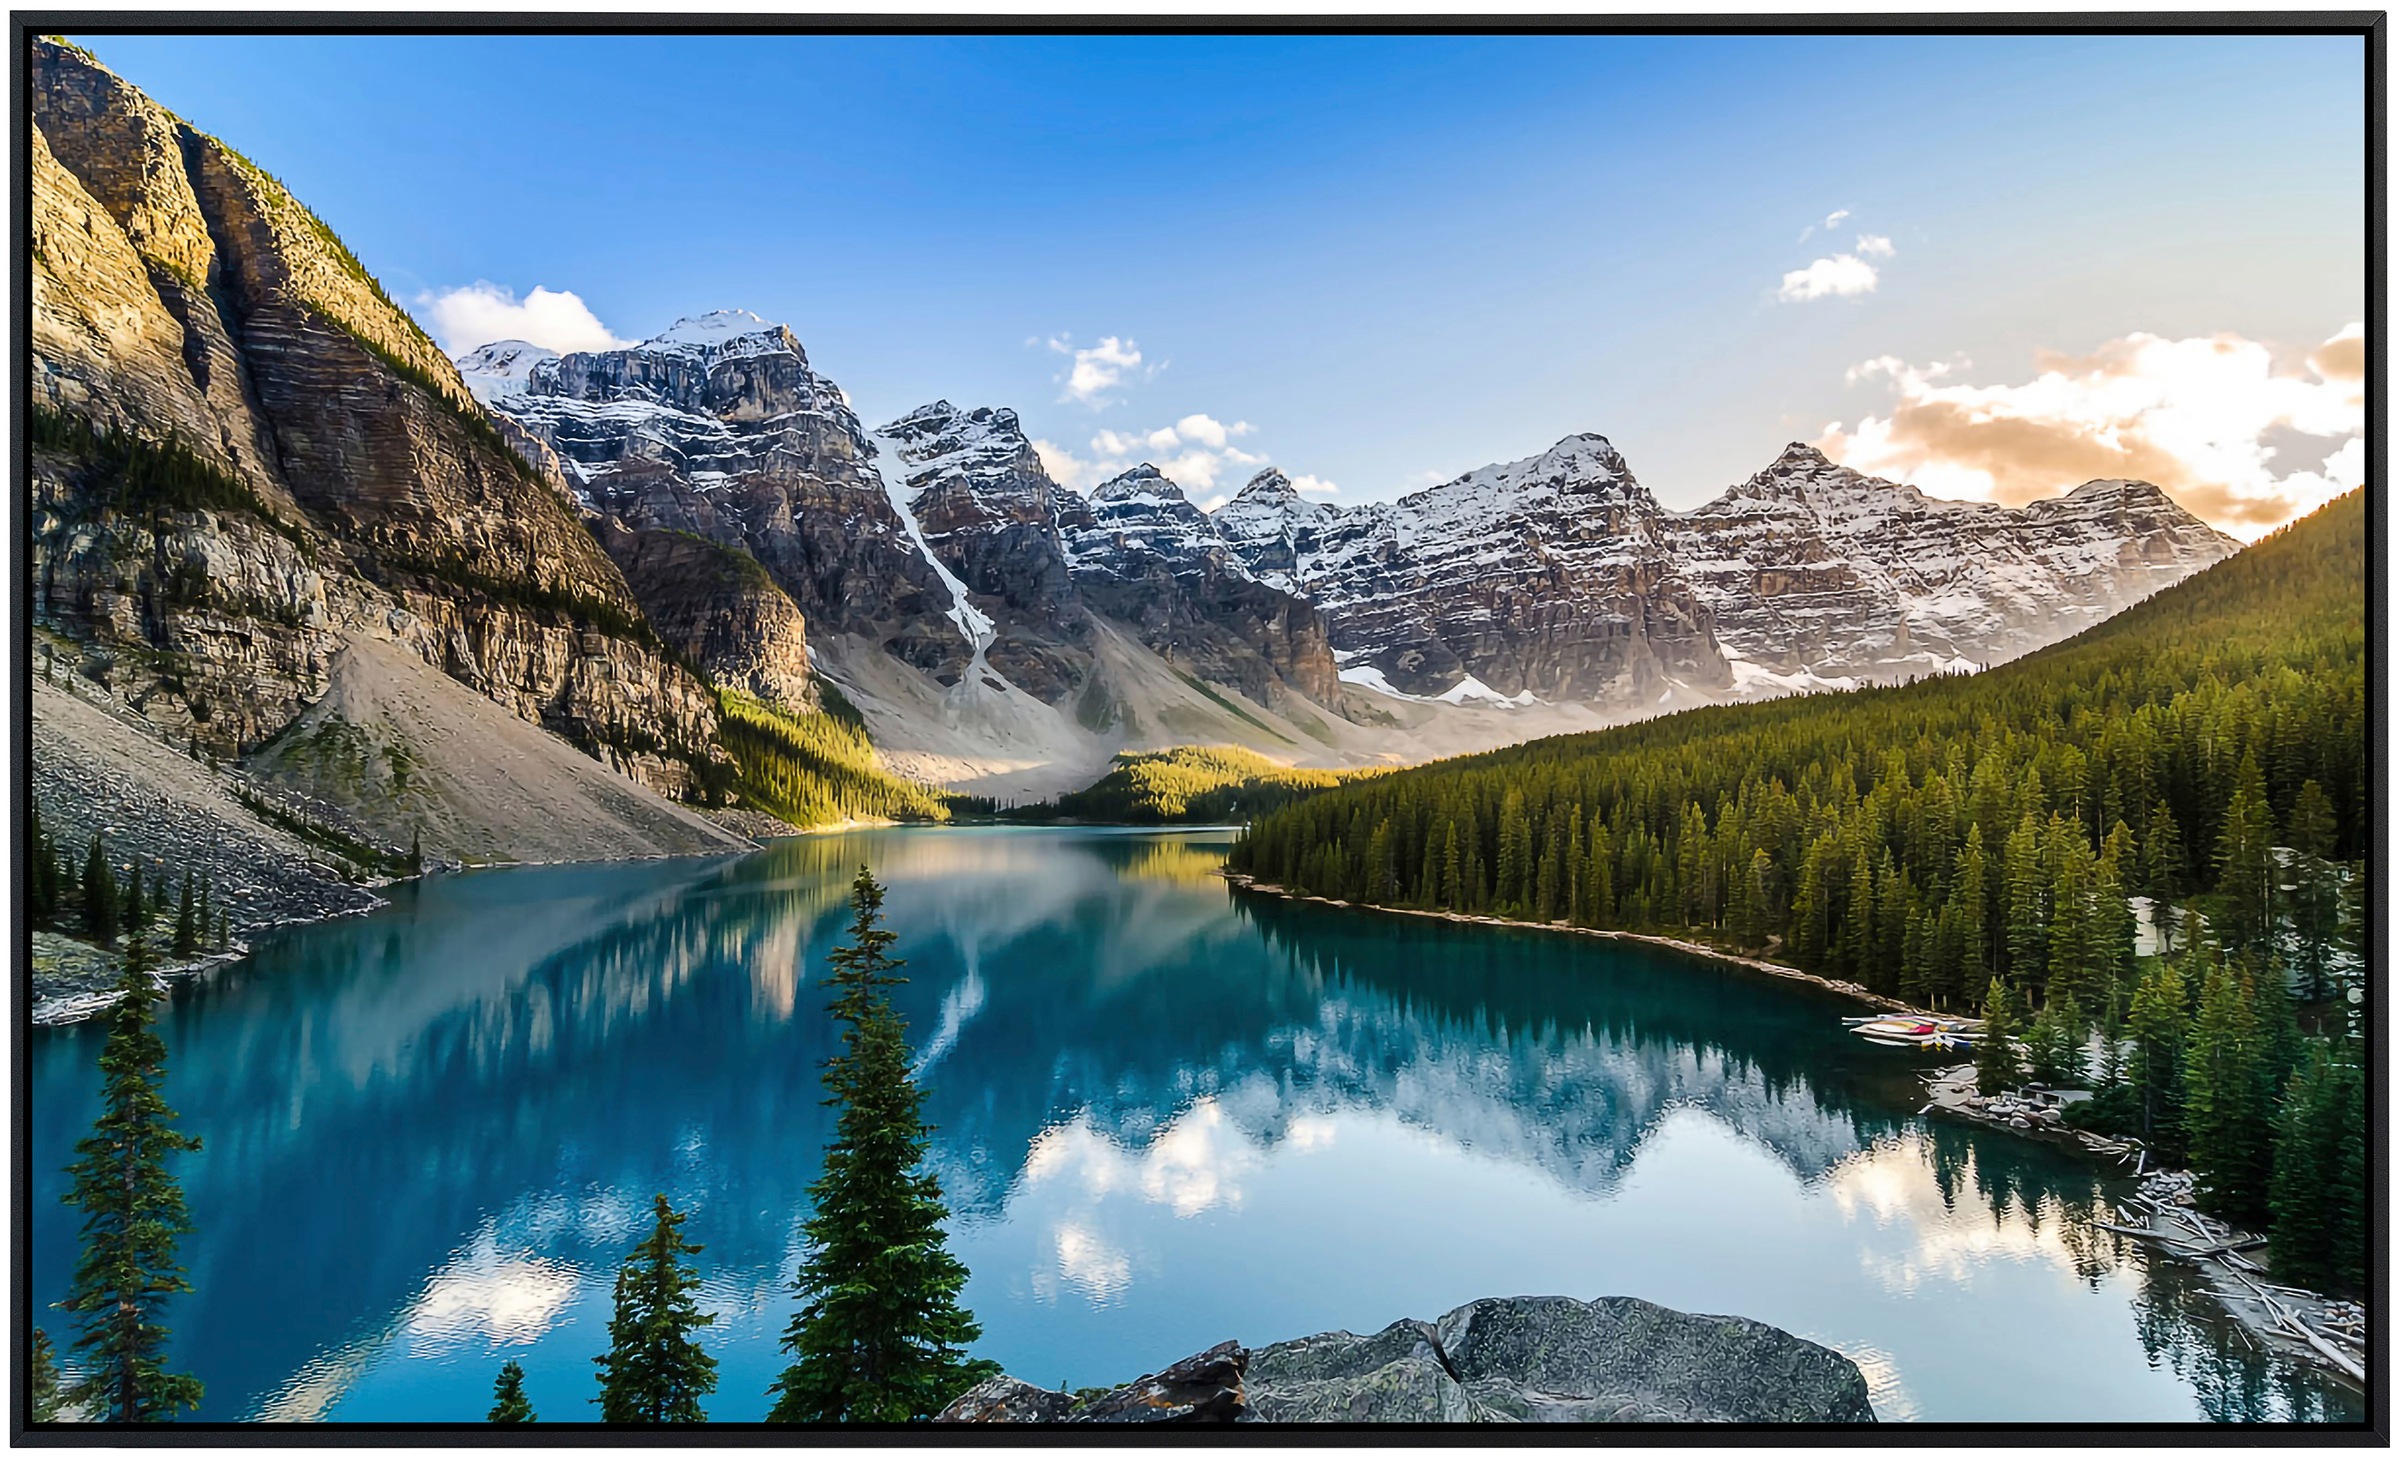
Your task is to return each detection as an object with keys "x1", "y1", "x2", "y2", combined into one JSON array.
[{"x1": 71, "y1": 31, "x2": 2367, "y2": 532}]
